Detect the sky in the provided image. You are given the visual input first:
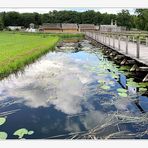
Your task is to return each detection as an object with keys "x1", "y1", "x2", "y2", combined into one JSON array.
[{"x1": 0, "y1": 8, "x2": 136, "y2": 14}]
